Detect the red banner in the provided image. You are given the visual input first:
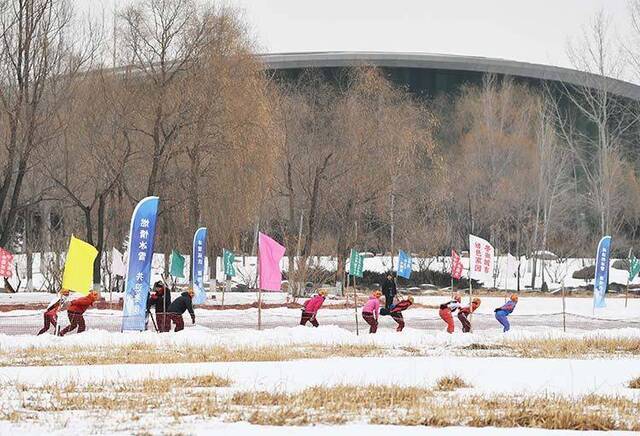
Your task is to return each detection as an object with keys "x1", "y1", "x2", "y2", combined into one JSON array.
[
  {"x1": 451, "y1": 249, "x2": 464, "y2": 280},
  {"x1": 0, "y1": 247, "x2": 13, "y2": 278}
]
